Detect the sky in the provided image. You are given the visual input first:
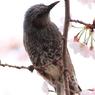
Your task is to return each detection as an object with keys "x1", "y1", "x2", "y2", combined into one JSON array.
[{"x1": 0, "y1": 0, "x2": 95, "y2": 95}]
